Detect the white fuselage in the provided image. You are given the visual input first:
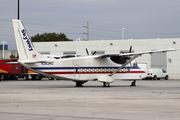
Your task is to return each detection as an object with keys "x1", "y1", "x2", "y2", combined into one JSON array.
[{"x1": 19, "y1": 56, "x2": 146, "y2": 81}]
